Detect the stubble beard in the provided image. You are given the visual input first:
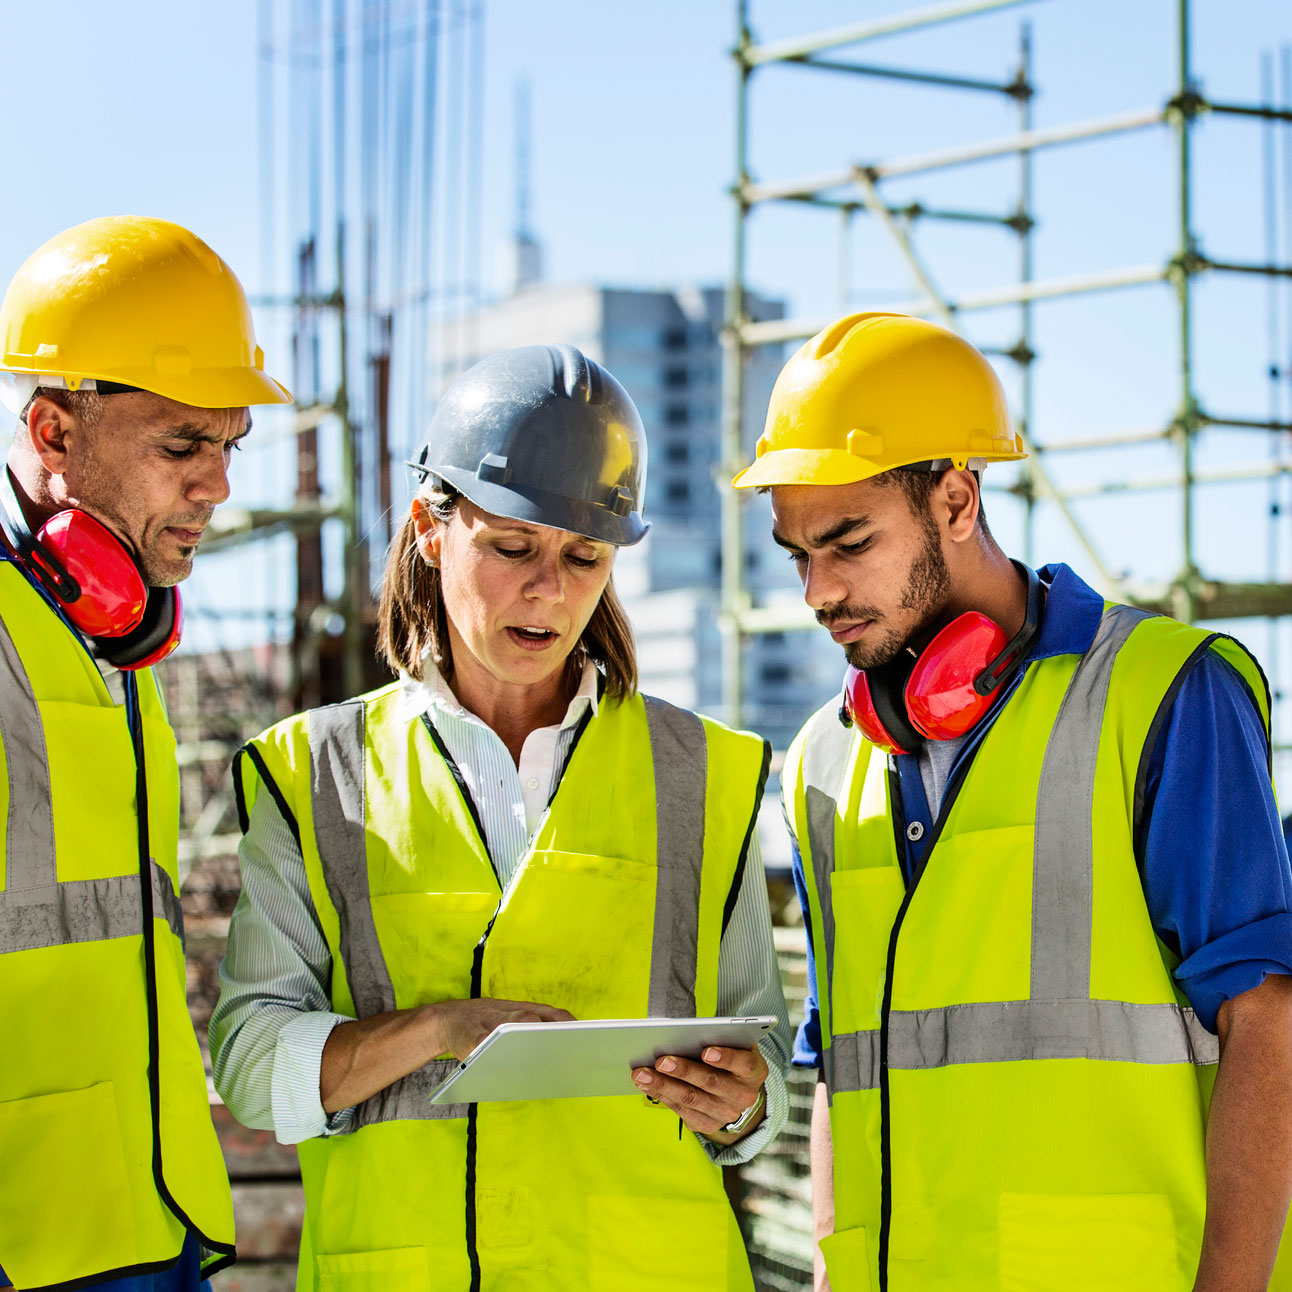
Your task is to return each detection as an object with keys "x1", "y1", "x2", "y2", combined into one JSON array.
[{"x1": 840, "y1": 515, "x2": 951, "y2": 671}]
